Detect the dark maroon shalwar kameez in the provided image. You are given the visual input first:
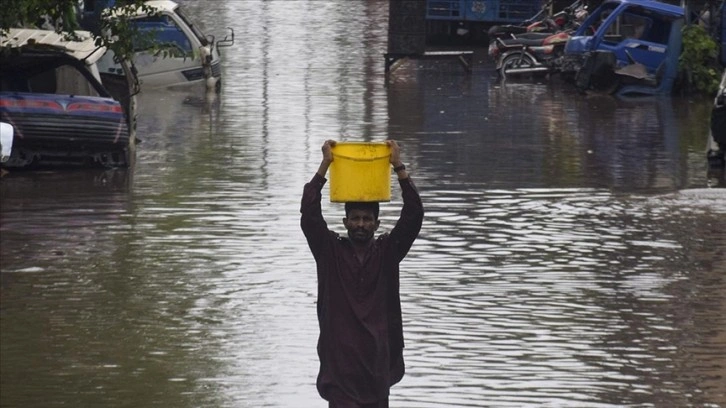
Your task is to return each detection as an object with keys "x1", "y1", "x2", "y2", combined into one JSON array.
[{"x1": 300, "y1": 173, "x2": 423, "y2": 406}]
